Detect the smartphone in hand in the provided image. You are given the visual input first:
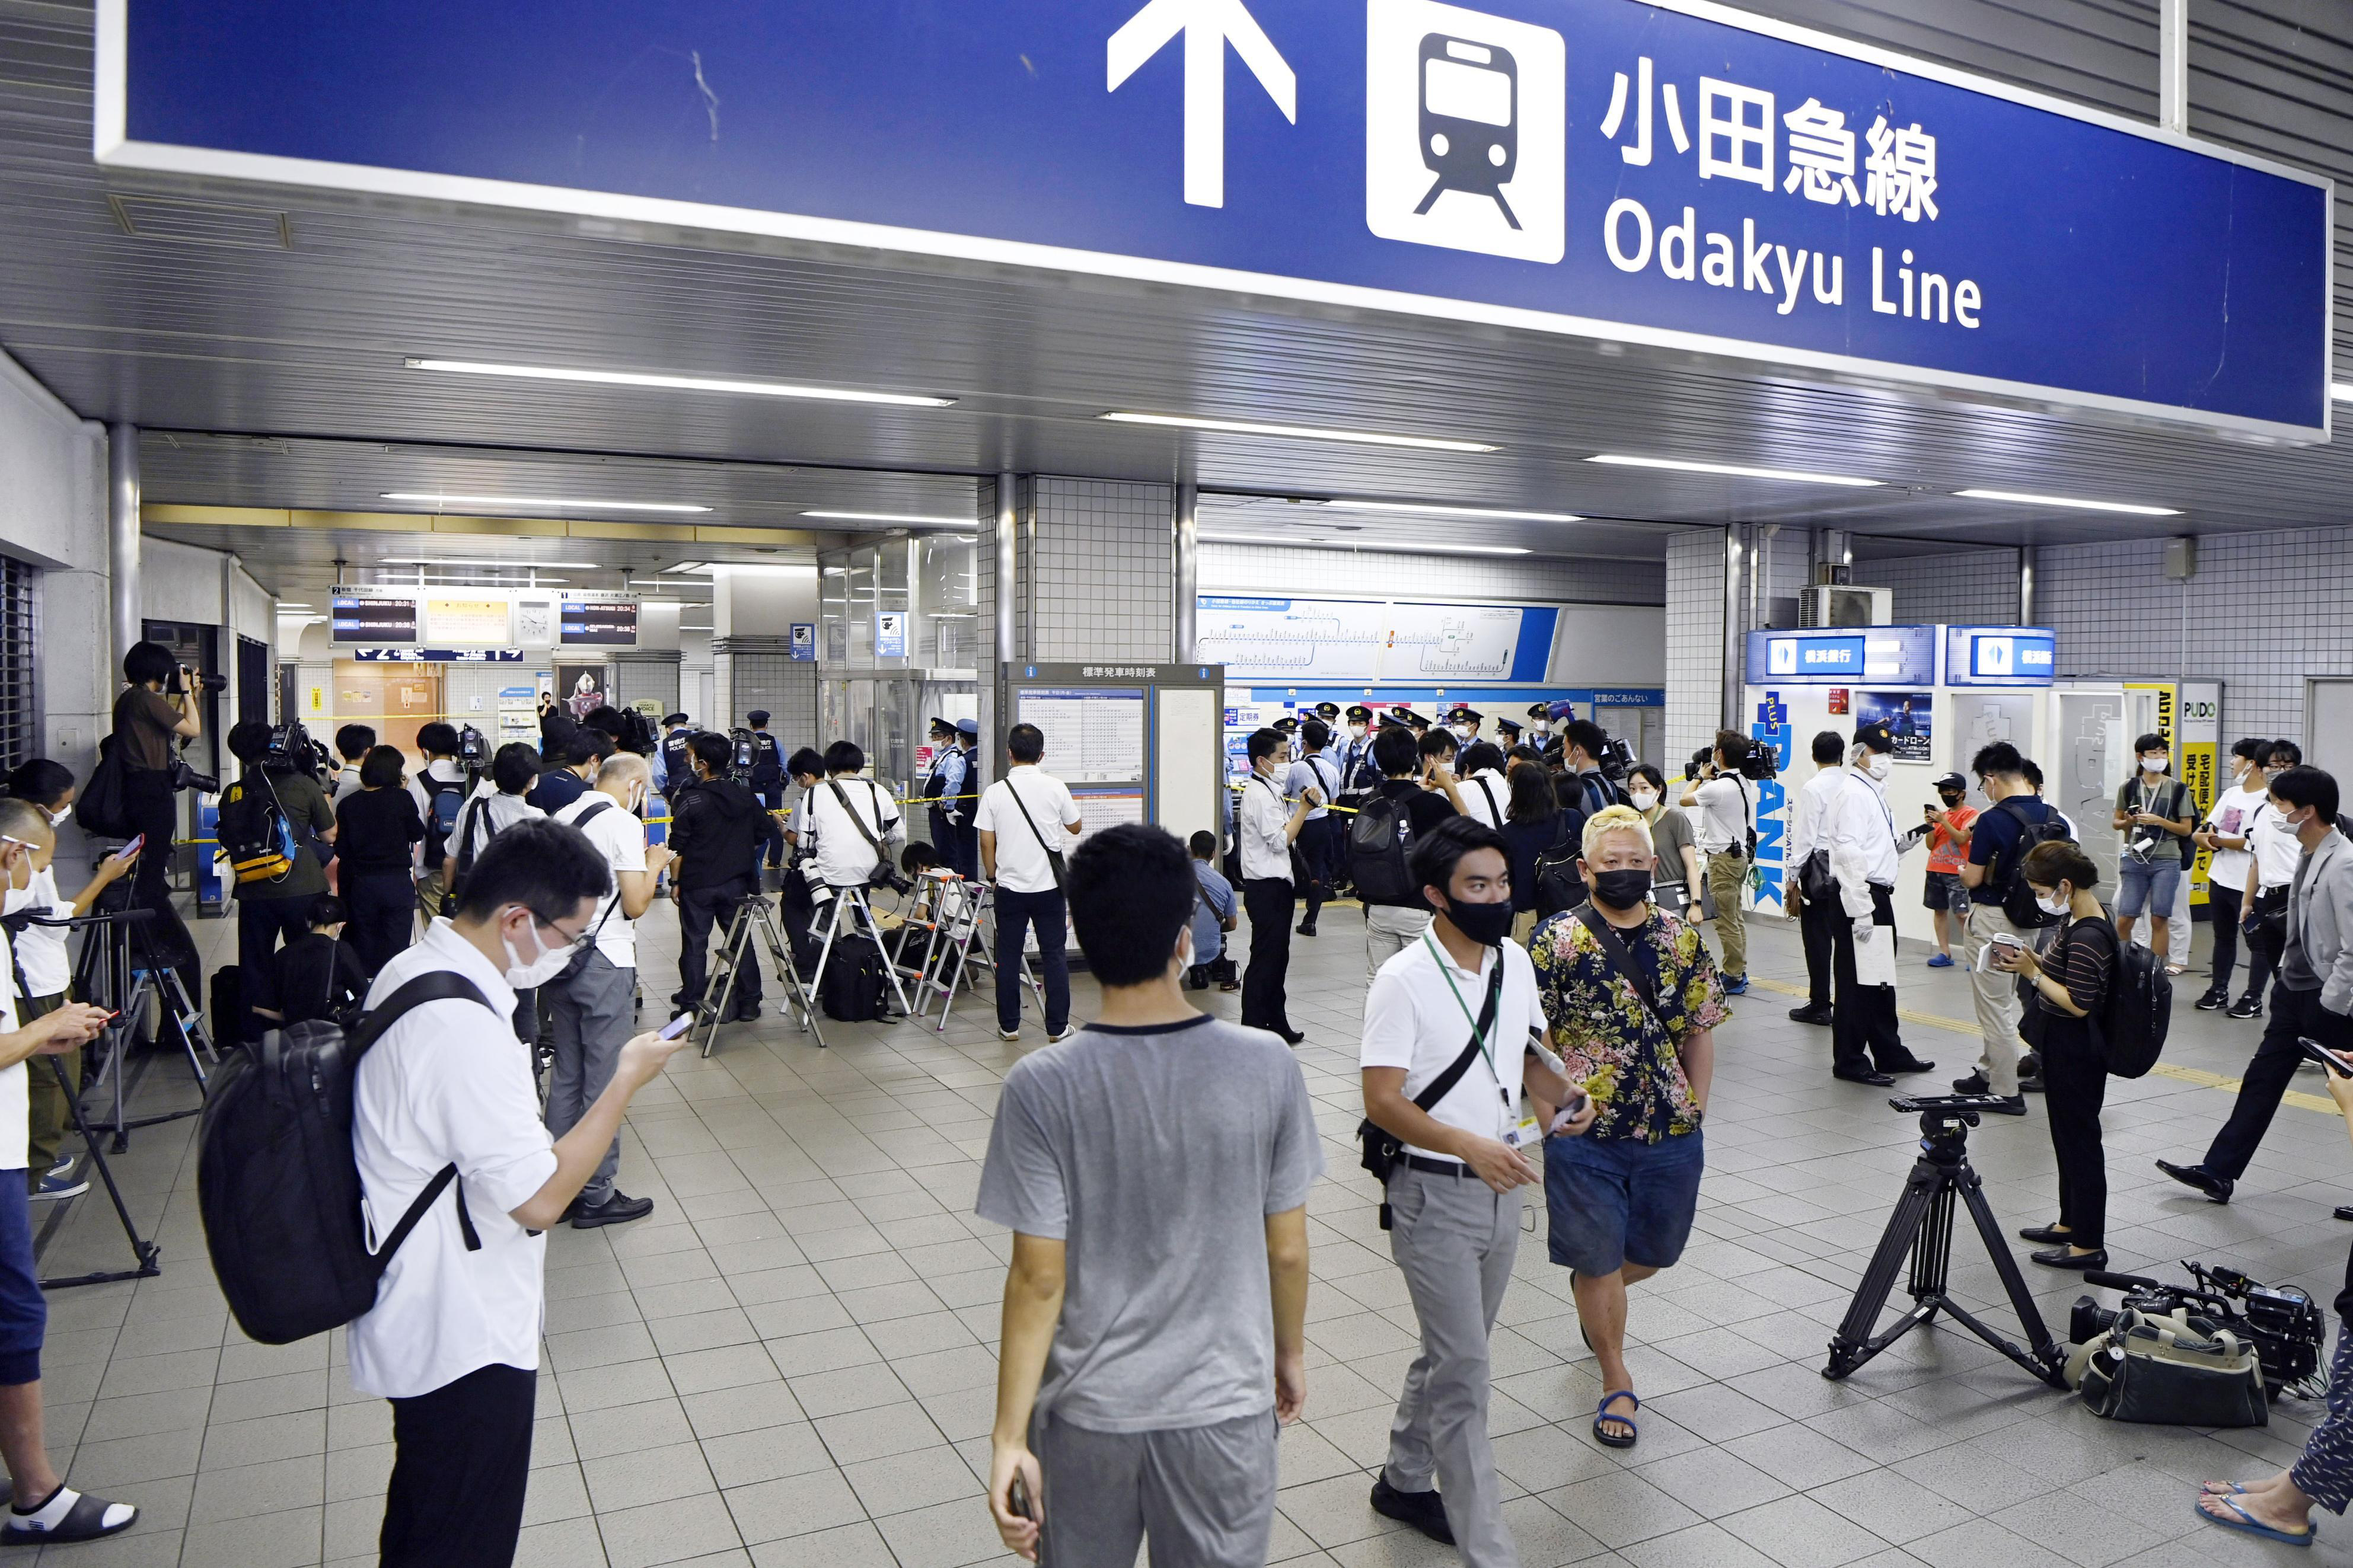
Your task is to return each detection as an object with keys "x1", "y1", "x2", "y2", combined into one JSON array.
[
  {"x1": 1548, "y1": 1091, "x2": 1591, "y2": 1135},
  {"x1": 1008, "y1": 1474, "x2": 1038, "y2": 1523},
  {"x1": 115, "y1": 834, "x2": 144, "y2": 862},
  {"x1": 657, "y1": 1013, "x2": 695, "y2": 1041},
  {"x1": 2301, "y1": 1038, "x2": 2353, "y2": 1077}
]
